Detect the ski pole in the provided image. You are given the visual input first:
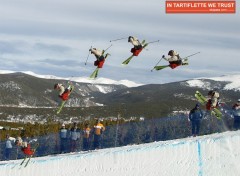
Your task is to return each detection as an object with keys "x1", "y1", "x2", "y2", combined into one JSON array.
[
  {"x1": 110, "y1": 37, "x2": 128, "y2": 42},
  {"x1": 151, "y1": 56, "x2": 164, "y2": 72},
  {"x1": 85, "y1": 46, "x2": 92, "y2": 65},
  {"x1": 103, "y1": 44, "x2": 113, "y2": 53},
  {"x1": 147, "y1": 40, "x2": 160, "y2": 44},
  {"x1": 183, "y1": 52, "x2": 200, "y2": 59}
]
